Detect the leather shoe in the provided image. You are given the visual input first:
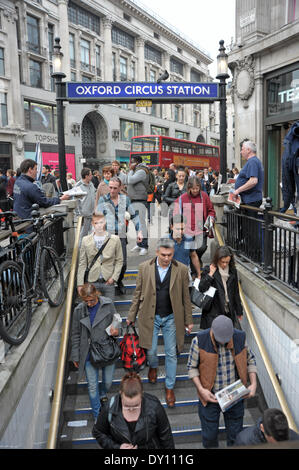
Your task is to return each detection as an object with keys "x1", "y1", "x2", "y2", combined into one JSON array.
[
  {"x1": 165, "y1": 388, "x2": 175, "y2": 408},
  {"x1": 117, "y1": 282, "x2": 126, "y2": 295},
  {"x1": 148, "y1": 367, "x2": 157, "y2": 384}
]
